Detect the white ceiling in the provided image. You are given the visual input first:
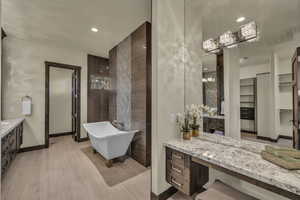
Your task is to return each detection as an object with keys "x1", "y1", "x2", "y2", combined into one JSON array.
[
  {"x1": 2, "y1": 0, "x2": 151, "y2": 57},
  {"x1": 187, "y1": 0, "x2": 300, "y2": 69},
  {"x1": 191, "y1": 0, "x2": 300, "y2": 45}
]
